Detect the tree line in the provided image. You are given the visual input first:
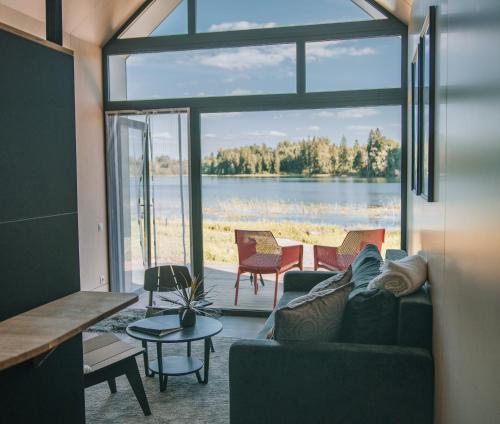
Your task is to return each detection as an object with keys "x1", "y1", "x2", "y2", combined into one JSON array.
[{"x1": 202, "y1": 129, "x2": 401, "y2": 178}]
